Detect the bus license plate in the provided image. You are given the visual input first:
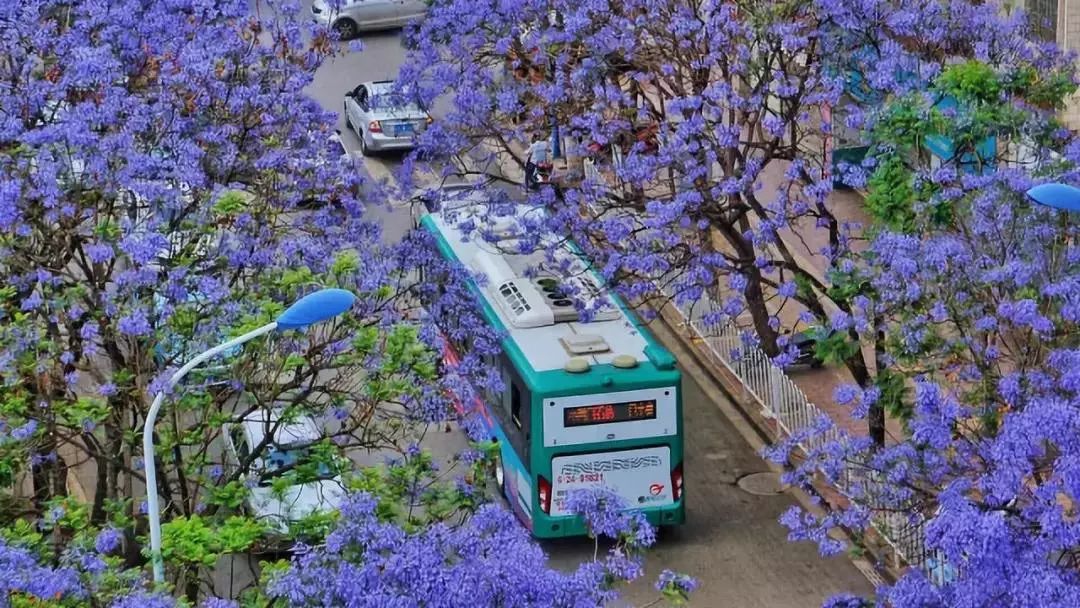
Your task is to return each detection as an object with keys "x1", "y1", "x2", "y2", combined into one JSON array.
[{"x1": 550, "y1": 445, "x2": 672, "y2": 517}]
